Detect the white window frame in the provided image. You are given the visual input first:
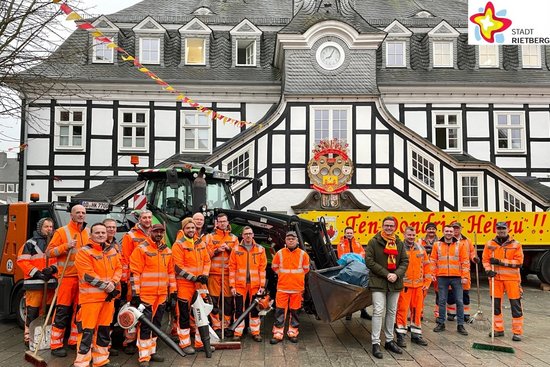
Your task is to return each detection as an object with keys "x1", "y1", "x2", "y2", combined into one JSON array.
[
  {"x1": 235, "y1": 39, "x2": 256, "y2": 66},
  {"x1": 92, "y1": 38, "x2": 114, "y2": 63},
  {"x1": 139, "y1": 37, "x2": 160, "y2": 64},
  {"x1": 478, "y1": 44, "x2": 499, "y2": 68},
  {"x1": 55, "y1": 107, "x2": 86, "y2": 151},
  {"x1": 408, "y1": 145, "x2": 440, "y2": 196},
  {"x1": 458, "y1": 172, "x2": 484, "y2": 211},
  {"x1": 432, "y1": 111, "x2": 462, "y2": 152},
  {"x1": 494, "y1": 112, "x2": 526, "y2": 153},
  {"x1": 521, "y1": 45, "x2": 541, "y2": 68},
  {"x1": 432, "y1": 41, "x2": 453, "y2": 68},
  {"x1": 185, "y1": 38, "x2": 206, "y2": 65},
  {"x1": 118, "y1": 109, "x2": 149, "y2": 152},
  {"x1": 500, "y1": 184, "x2": 528, "y2": 212},
  {"x1": 181, "y1": 111, "x2": 211, "y2": 153},
  {"x1": 6, "y1": 184, "x2": 15, "y2": 193},
  {"x1": 385, "y1": 41, "x2": 406, "y2": 67},
  {"x1": 0, "y1": 184, "x2": 5, "y2": 192},
  {"x1": 222, "y1": 145, "x2": 254, "y2": 190},
  {"x1": 309, "y1": 105, "x2": 353, "y2": 150}
]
